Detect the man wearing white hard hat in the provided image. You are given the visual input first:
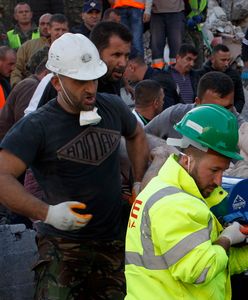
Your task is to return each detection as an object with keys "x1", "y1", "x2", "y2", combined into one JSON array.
[{"x1": 0, "y1": 33, "x2": 149, "y2": 299}]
